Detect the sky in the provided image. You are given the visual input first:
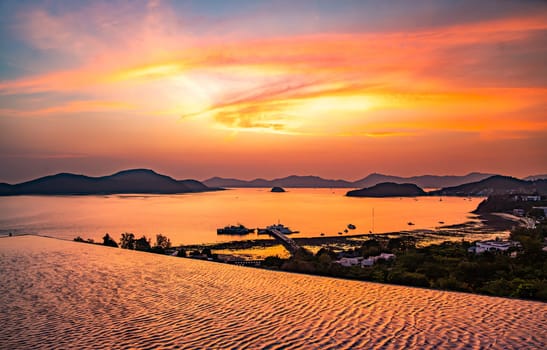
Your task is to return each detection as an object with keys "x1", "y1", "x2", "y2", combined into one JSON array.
[{"x1": 0, "y1": 0, "x2": 546, "y2": 182}]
